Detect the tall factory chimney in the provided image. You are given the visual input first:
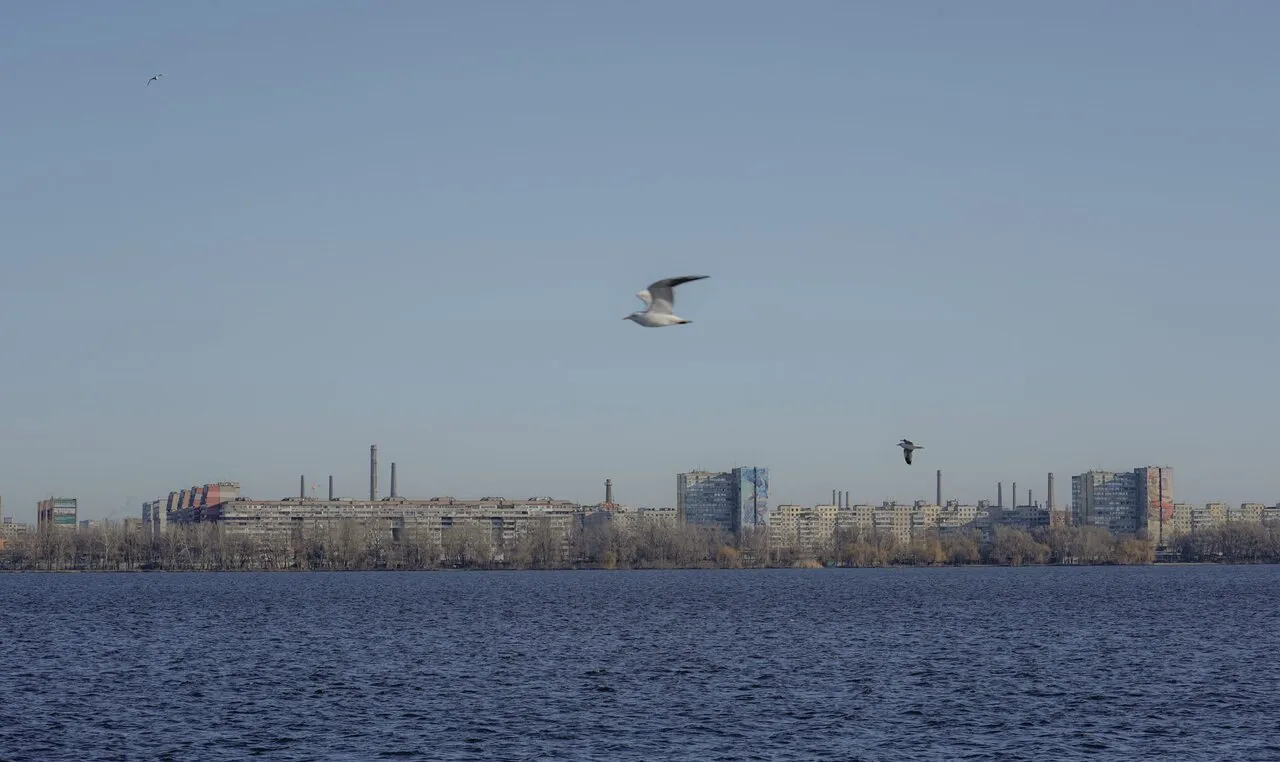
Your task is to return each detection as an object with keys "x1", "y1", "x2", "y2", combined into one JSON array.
[
  {"x1": 832, "y1": 489, "x2": 837, "y2": 506},
  {"x1": 1012, "y1": 482, "x2": 1017, "y2": 508},
  {"x1": 843, "y1": 490, "x2": 849, "y2": 509},
  {"x1": 936, "y1": 469, "x2": 942, "y2": 506},
  {"x1": 300, "y1": 474, "x2": 305, "y2": 500},
  {"x1": 328, "y1": 475, "x2": 334, "y2": 501},
  {"x1": 390, "y1": 462, "x2": 398, "y2": 499},
  {"x1": 1028, "y1": 489, "x2": 1032, "y2": 508},
  {"x1": 1047, "y1": 472, "x2": 1055, "y2": 511},
  {"x1": 605, "y1": 479, "x2": 613, "y2": 505},
  {"x1": 370, "y1": 445, "x2": 378, "y2": 501},
  {"x1": 998, "y1": 482, "x2": 1003, "y2": 508}
]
